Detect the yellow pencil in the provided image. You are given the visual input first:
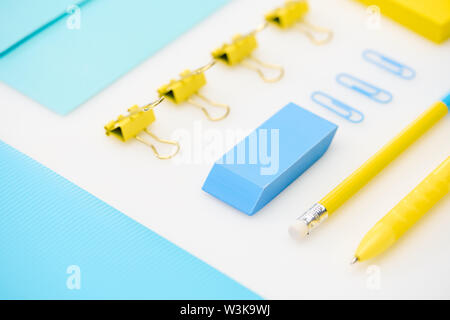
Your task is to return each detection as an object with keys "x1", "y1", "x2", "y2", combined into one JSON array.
[
  {"x1": 289, "y1": 93, "x2": 450, "y2": 239},
  {"x1": 352, "y1": 157, "x2": 450, "y2": 263}
]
